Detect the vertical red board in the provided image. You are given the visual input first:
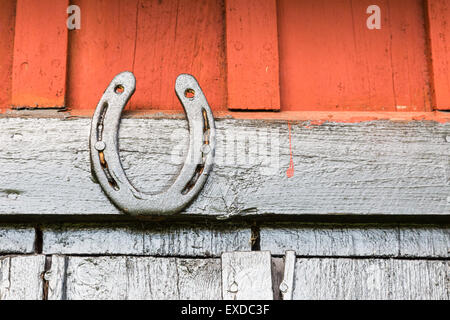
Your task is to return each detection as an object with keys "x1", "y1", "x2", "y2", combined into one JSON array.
[
  {"x1": 0, "y1": 0, "x2": 16, "y2": 112},
  {"x1": 67, "y1": 0, "x2": 138, "y2": 111},
  {"x1": 11, "y1": 0, "x2": 69, "y2": 108},
  {"x1": 131, "y1": 0, "x2": 226, "y2": 112},
  {"x1": 278, "y1": 0, "x2": 431, "y2": 112},
  {"x1": 427, "y1": 0, "x2": 450, "y2": 110},
  {"x1": 225, "y1": 0, "x2": 280, "y2": 110},
  {"x1": 68, "y1": 0, "x2": 226, "y2": 113},
  {"x1": 388, "y1": 0, "x2": 433, "y2": 112}
]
